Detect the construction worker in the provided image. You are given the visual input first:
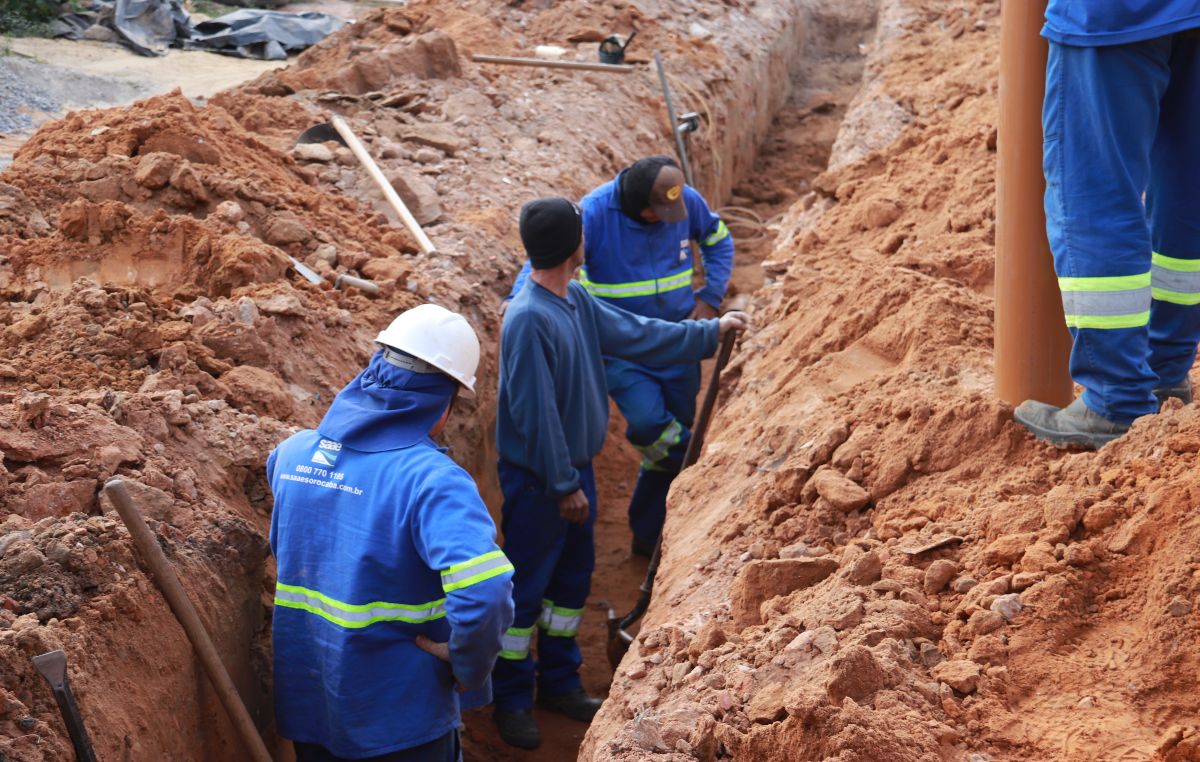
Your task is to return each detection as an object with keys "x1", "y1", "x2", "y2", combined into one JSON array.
[
  {"x1": 1014, "y1": 3, "x2": 1200, "y2": 448},
  {"x1": 492, "y1": 197, "x2": 748, "y2": 749},
  {"x1": 509, "y1": 155, "x2": 735, "y2": 556},
  {"x1": 267, "y1": 304, "x2": 515, "y2": 762}
]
